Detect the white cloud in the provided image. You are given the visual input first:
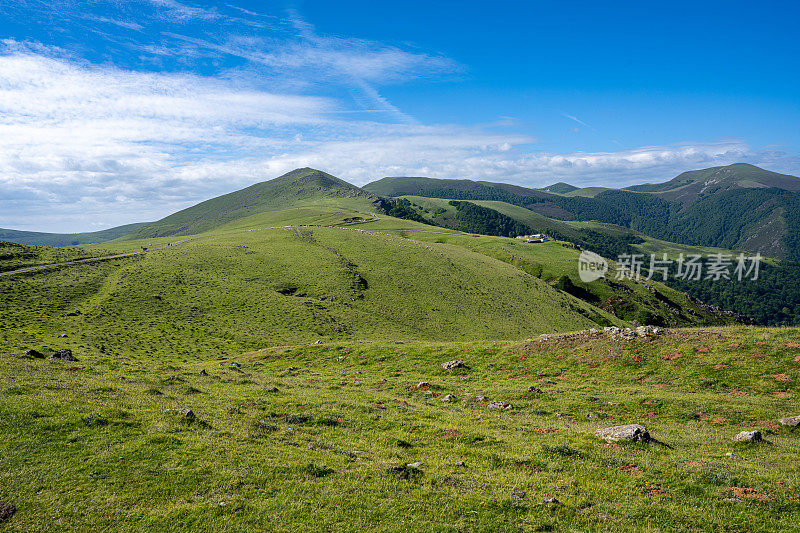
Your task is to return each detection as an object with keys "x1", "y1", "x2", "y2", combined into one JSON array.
[
  {"x1": 0, "y1": 2, "x2": 797, "y2": 233},
  {"x1": 0, "y1": 45, "x2": 790, "y2": 233}
]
